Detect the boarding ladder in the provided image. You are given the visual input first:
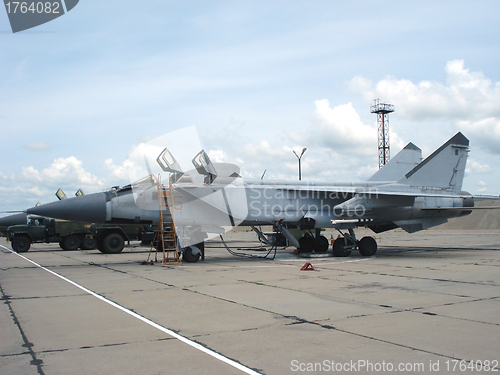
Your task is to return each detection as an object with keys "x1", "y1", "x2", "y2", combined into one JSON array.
[{"x1": 146, "y1": 175, "x2": 181, "y2": 266}]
